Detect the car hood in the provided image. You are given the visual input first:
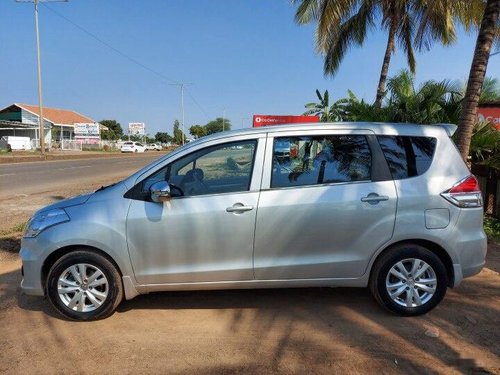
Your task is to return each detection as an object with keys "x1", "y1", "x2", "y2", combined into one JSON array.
[{"x1": 36, "y1": 193, "x2": 93, "y2": 214}]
